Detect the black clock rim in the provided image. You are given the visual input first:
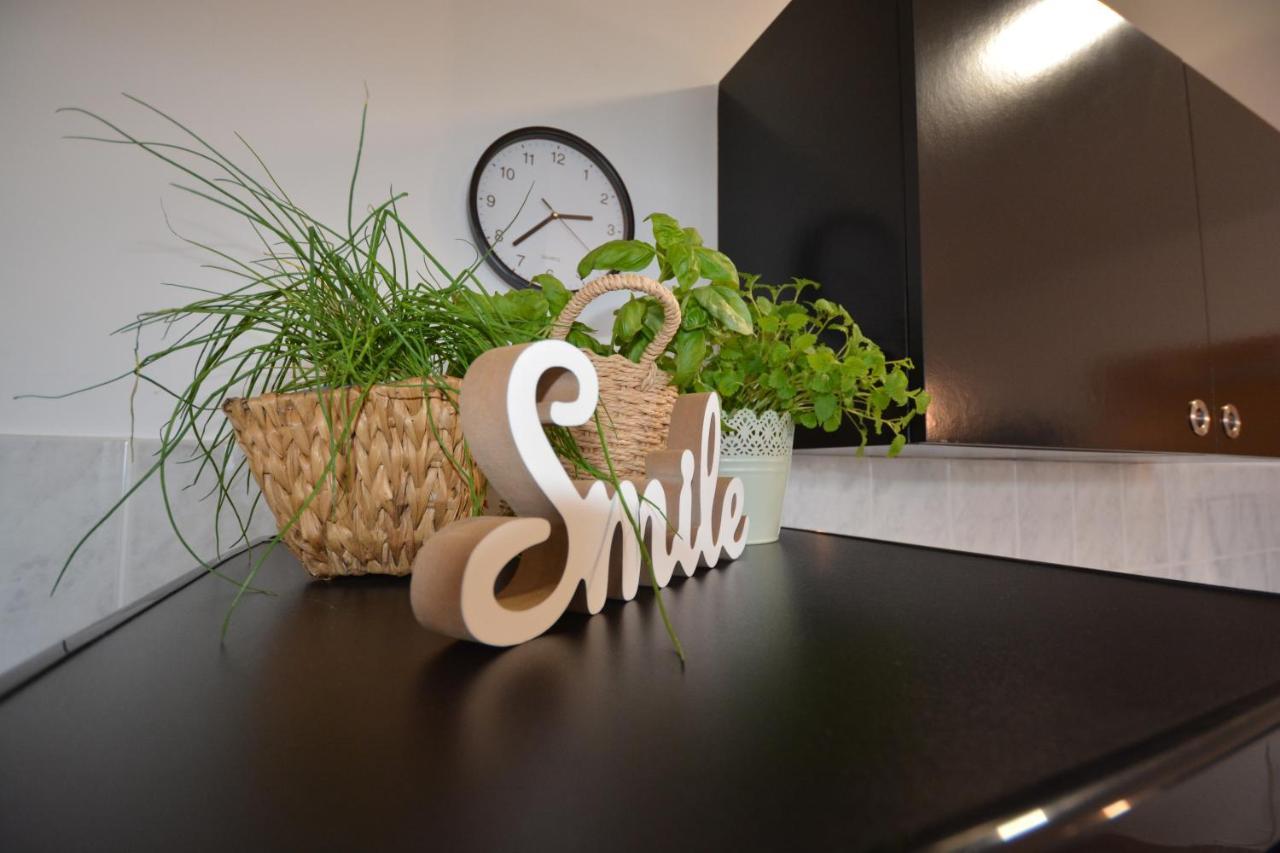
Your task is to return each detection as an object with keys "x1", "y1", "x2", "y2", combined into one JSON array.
[{"x1": 467, "y1": 126, "x2": 636, "y2": 291}]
